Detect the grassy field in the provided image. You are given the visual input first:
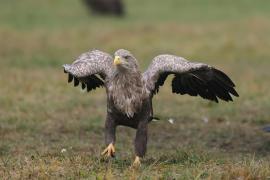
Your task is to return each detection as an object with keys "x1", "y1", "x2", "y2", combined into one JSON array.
[{"x1": 1, "y1": 0, "x2": 270, "y2": 179}]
